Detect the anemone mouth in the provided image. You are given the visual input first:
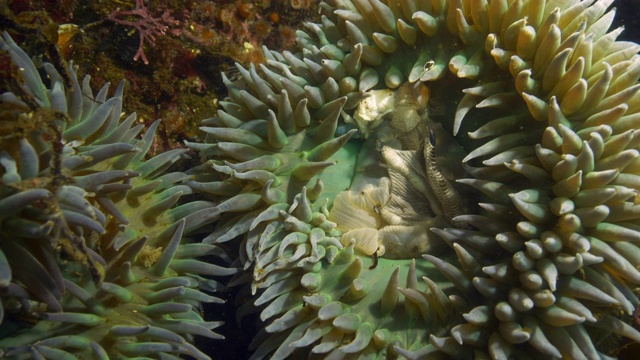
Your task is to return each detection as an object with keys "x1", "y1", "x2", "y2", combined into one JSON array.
[
  {"x1": 190, "y1": 0, "x2": 640, "y2": 358},
  {"x1": 315, "y1": 77, "x2": 475, "y2": 260}
]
